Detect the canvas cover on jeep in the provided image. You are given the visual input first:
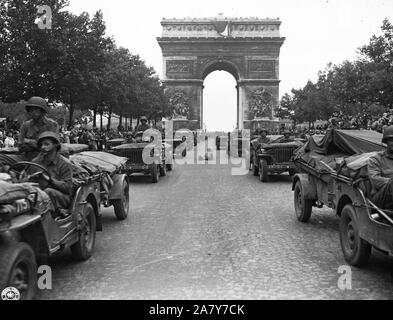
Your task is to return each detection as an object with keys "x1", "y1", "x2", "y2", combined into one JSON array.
[
  {"x1": 294, "y1": 129, "x2": 385, "y2": 179},
  {"x1": 70, "y1": 151, "x2": 127, "y2": 174}
]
